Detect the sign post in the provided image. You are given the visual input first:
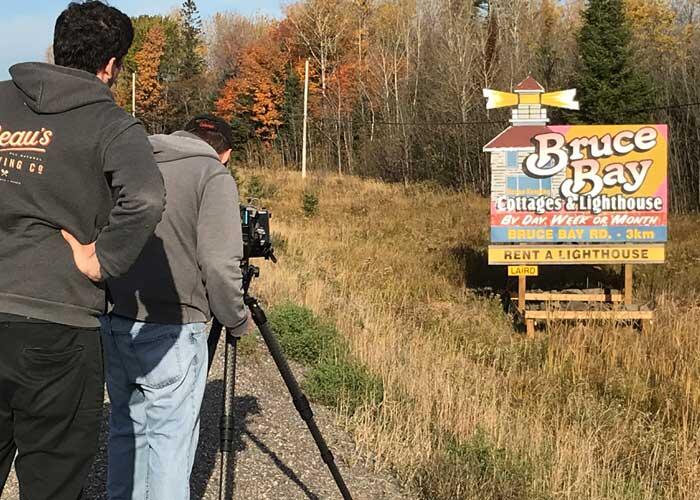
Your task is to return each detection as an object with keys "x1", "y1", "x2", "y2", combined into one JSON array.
[{"x1": 483, "y1": 76, "x2": 666, "y2": 335}]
